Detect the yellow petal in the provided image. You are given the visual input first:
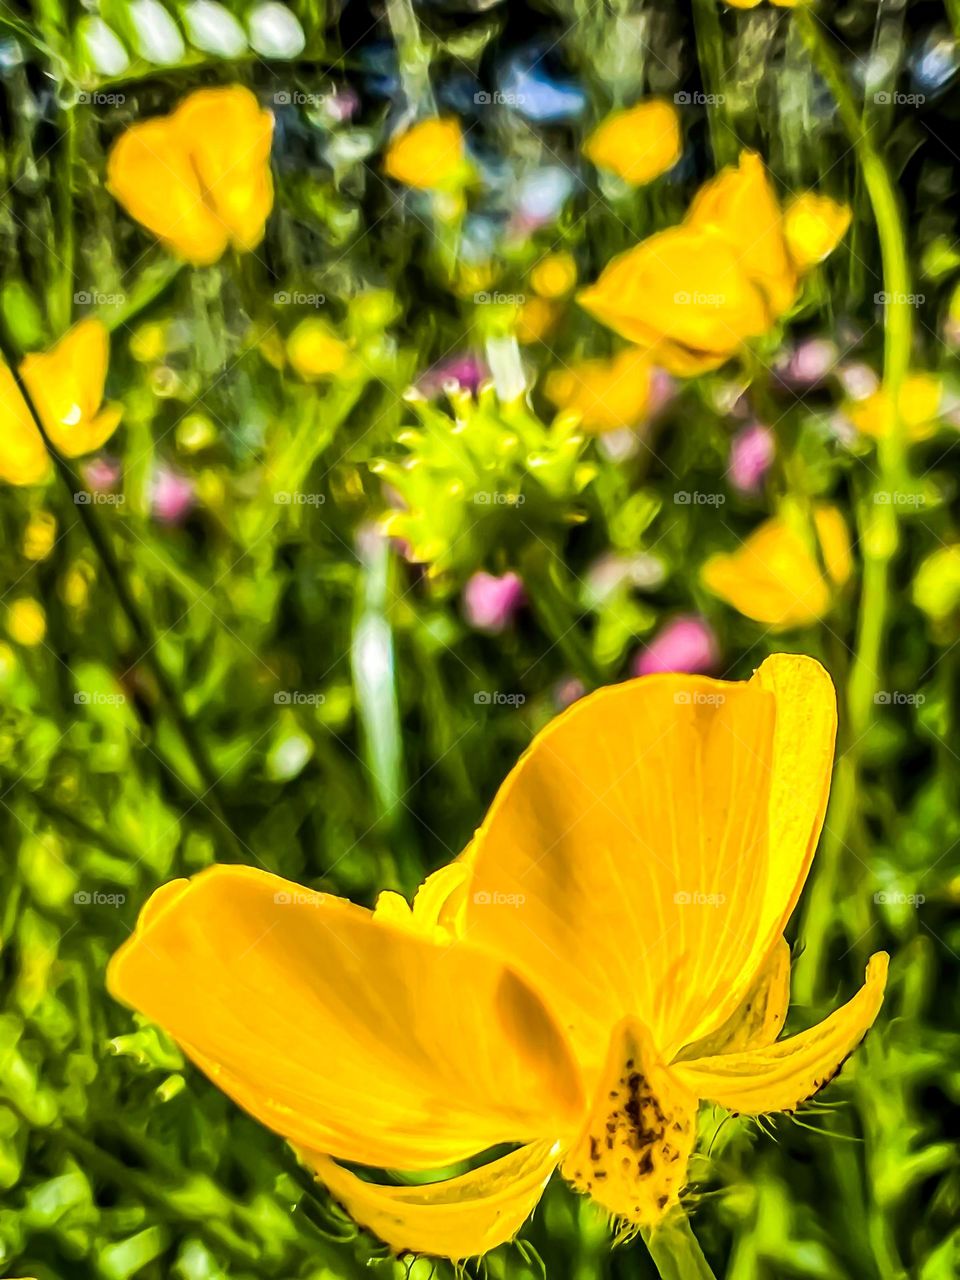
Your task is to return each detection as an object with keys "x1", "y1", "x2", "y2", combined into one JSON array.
[
  {"x1": 783, "y1": 192, "x2": 851, "y2": 271},
  {"x1": 561, "y1": 1017, "x2": 697, "y2": 1227},
  {"x1": 530, "y1": 252, "x2": 578, "y2": 300},
  {"x1": 674, "y1": 953, "x2": 888, "y2": 1113},
  {"x1": 578, "y1": 225, "x2": 770, "y2": 357},
  {"x1": 301, "y1": 1139, "x2": 561, "y2": 1260},
  {"x1": 286, "y1": 318, "x2": 351, "y2": 380},
  {"x1": 384, "y1": 117, "x2": 466, "y2": 191},
  {"x1": 545, "y1": 347, "x2": 653, "y2": 432},
  {"x1": 847, "y1": 372, "x2": 942, "y2": 442},
  {"x1": 173, "y1": 86, "x2": 274, "y2": 253},
  {"x1": 701, "y1": 505, "x2": 851, "y2": 628},
  {"x1": 20, "y1": 320, "x2": 121, "y2": 458},
  {"x1": 462, "y1": 672, "x2": 779, "y2": 1080},
  {"x1": 109, "y1": 865, "x2": 583, "y2": 1171},
  {"x1": 583, "y1": 99, "x2": 682, "y2": 187},
  {"x1": 686, "y1": 151, "x2": 797, "y2": 319},
  {"x1": 0, "y1": 363, "x2": 50, "y2": 486},
  {"x1": 677, "y1": 936, "x2": 791, "y2": 1059},
  {"x1": 107, "y1": 116, "x2": 229, "y2": 265}
]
